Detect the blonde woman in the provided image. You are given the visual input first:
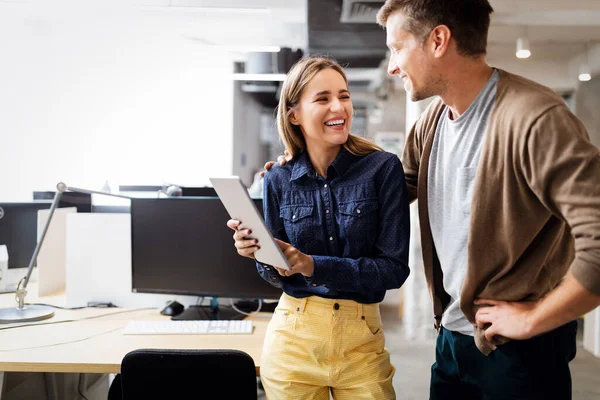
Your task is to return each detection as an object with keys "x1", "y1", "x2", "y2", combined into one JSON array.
[{"x1": 227, "y1": 55, "x2": 410, "y2": 400}]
